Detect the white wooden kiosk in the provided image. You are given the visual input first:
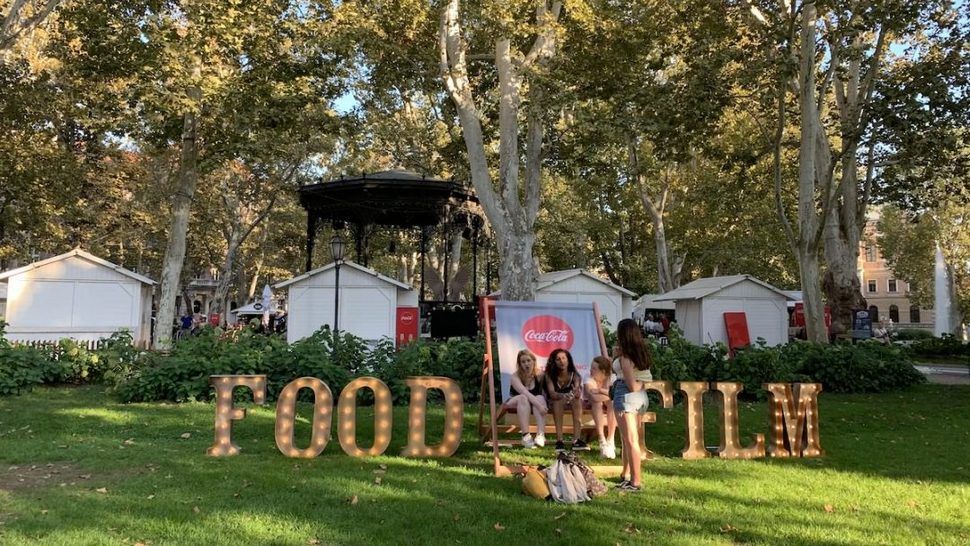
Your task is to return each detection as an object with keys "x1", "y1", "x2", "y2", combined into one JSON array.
[
  {"x1": 490, "y1": 269, "x2": 636, "y2": 328},
  {"x1": 654, "y1": 275, "x2": 795, "y2": 347},
  {"x1": 275, "y1": 260, "x2": 417, "y2": 344},
  {"x1": 0, "y1": 249, "x2": 156, "y2": 346}
]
